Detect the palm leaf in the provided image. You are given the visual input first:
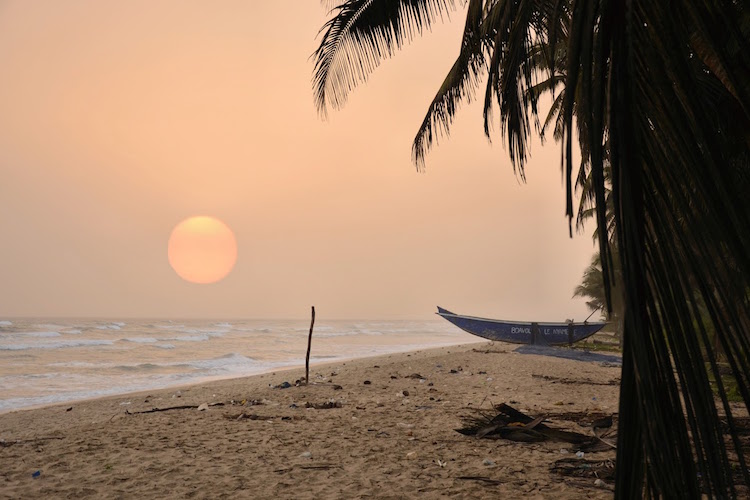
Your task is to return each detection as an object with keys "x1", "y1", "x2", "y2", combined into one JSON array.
[
  {"x1": 313, "y1": 0, "x2": 457, "y2": 115},
  {"x1": 598, "y1": 2, "x2": 750, "y2": 496},
  {"x1": 412, "y1": 0, "x2": 487, "y2": 168}
]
